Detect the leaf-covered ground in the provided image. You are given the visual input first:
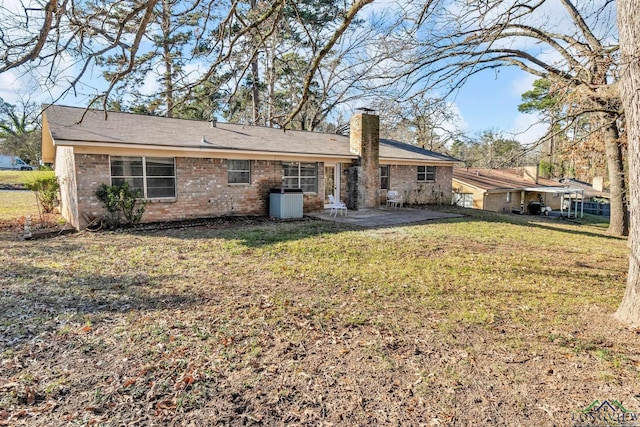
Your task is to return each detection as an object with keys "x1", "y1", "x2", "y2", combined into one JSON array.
[{"x1": 0, "y1": 211, "x2": 637, "y2": 426}]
